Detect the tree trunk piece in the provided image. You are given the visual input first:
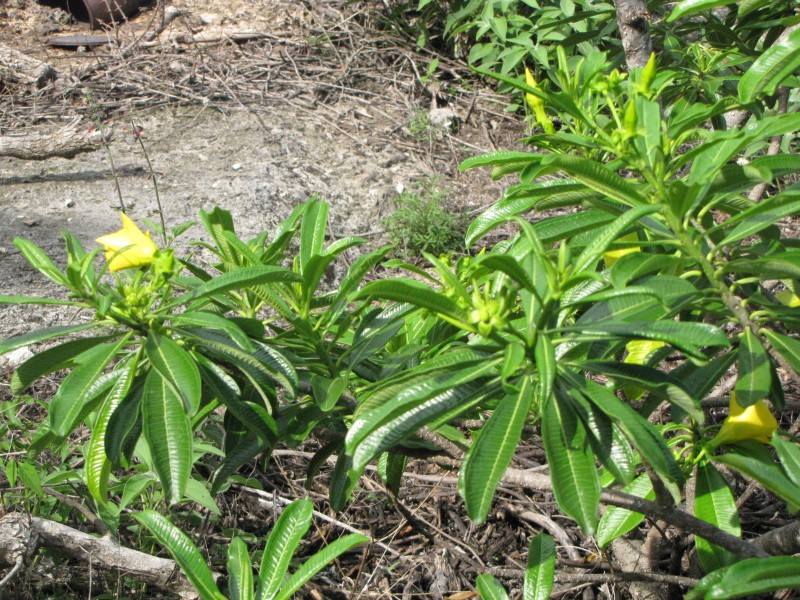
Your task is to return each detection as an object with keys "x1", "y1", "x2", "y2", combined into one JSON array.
[
  {"x1": 0, "y1": 123, "x2": 112, "y2": 160},
  {"x1": 613, "y1": 0, "x2": 653, "y2": 69}
]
